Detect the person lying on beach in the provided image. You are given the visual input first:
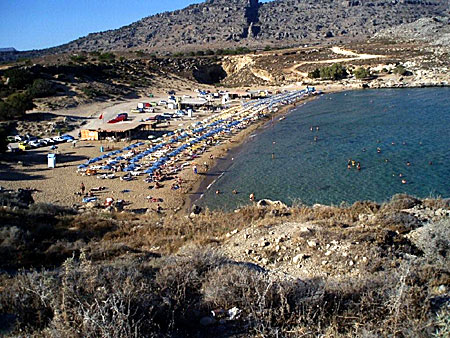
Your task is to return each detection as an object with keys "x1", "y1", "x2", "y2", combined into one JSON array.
[{"x1": 90, "y1": 186, "x2": 106, "y2": 192}]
